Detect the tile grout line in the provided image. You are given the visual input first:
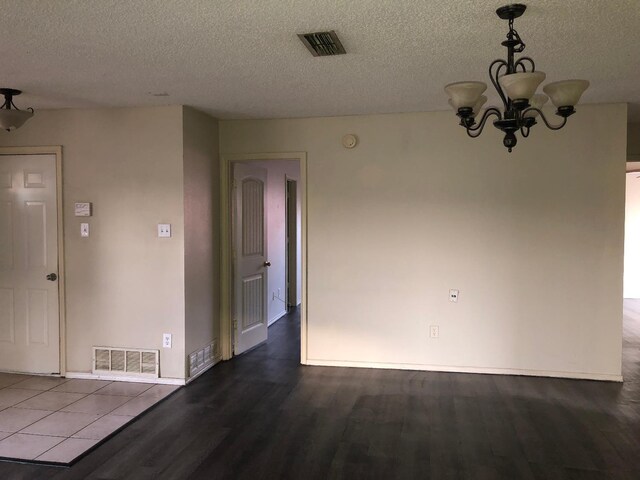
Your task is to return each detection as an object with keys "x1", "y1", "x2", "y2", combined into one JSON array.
[
  {"x1": 31, "y1": 384, "x2": 162, "y2": 461},
  {"x1": 0, "y1": 377, "x2": 102, "y2": 460},
  {"x1": 0, "y1": 377, "x2": 176, "y2": 463}
]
